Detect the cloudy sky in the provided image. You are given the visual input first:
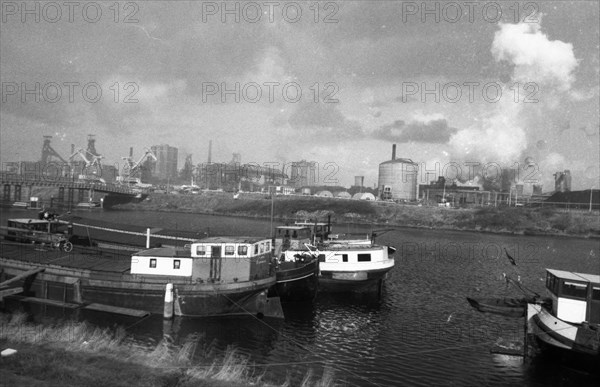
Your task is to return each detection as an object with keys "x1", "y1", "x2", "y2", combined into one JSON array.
[{"x1": 1, "y1": 1, "x2": 598, "y2": 190}]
